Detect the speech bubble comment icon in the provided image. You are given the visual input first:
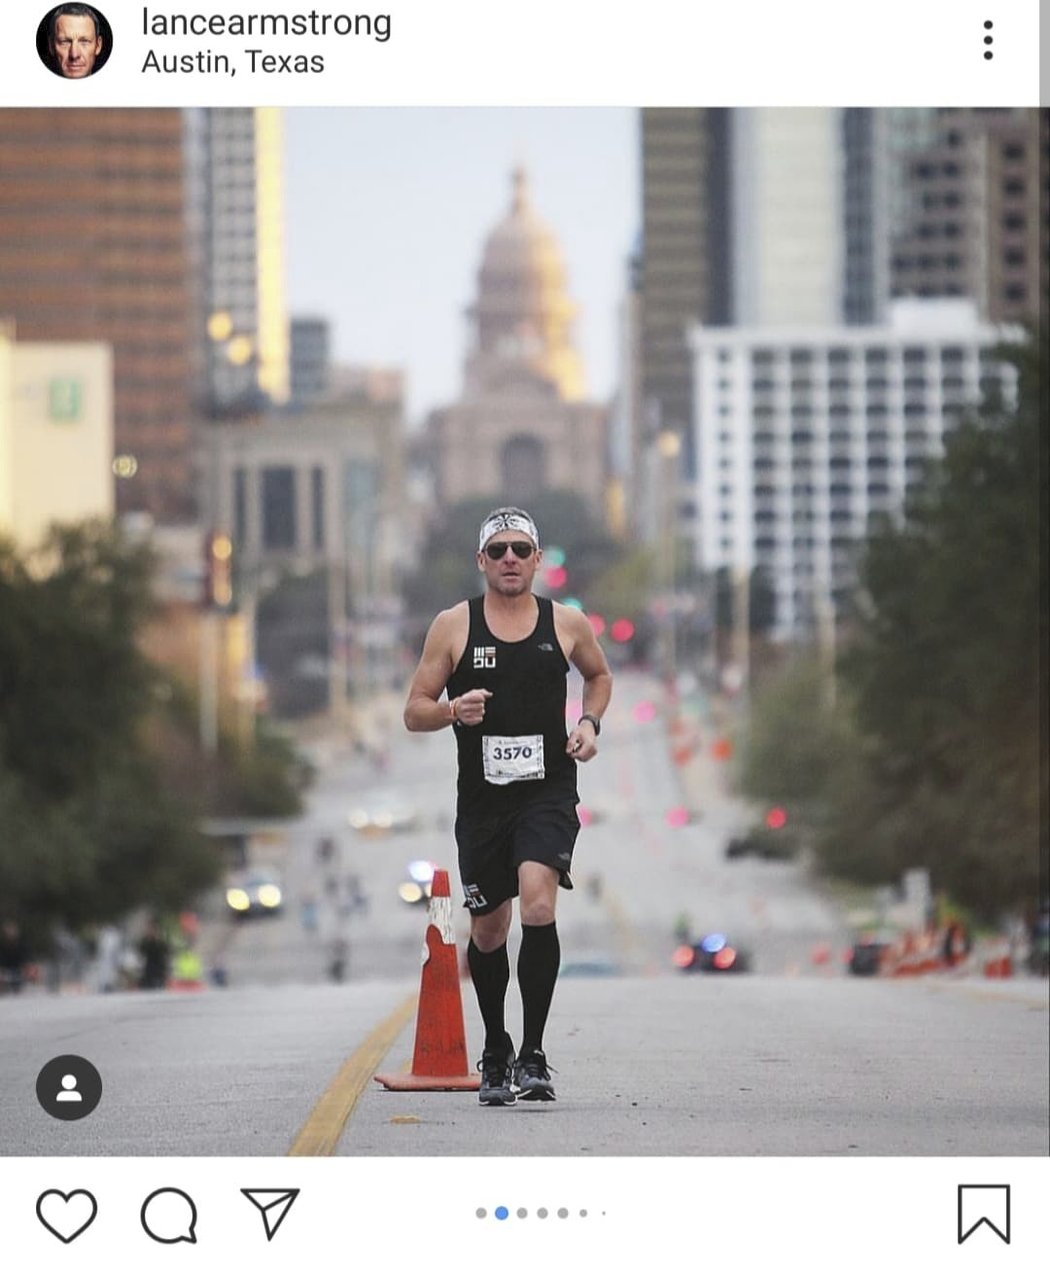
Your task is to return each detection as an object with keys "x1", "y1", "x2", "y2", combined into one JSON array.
[
  {"x1": 141, "y1": 1188, "x2": 198, "y2": 1244},
  {"x1": 36, "y1": 1190, "x2": 98, "y2": 1244}
]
